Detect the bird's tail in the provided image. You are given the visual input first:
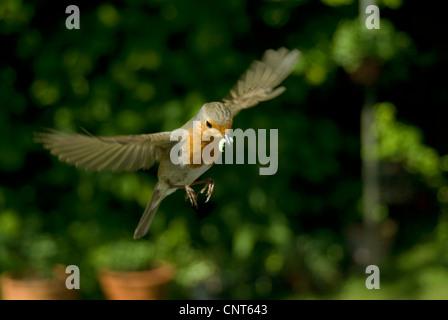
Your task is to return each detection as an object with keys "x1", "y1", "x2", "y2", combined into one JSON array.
[{"x1": 133, "y1": 182, "x2": 170, "y2": 239}]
